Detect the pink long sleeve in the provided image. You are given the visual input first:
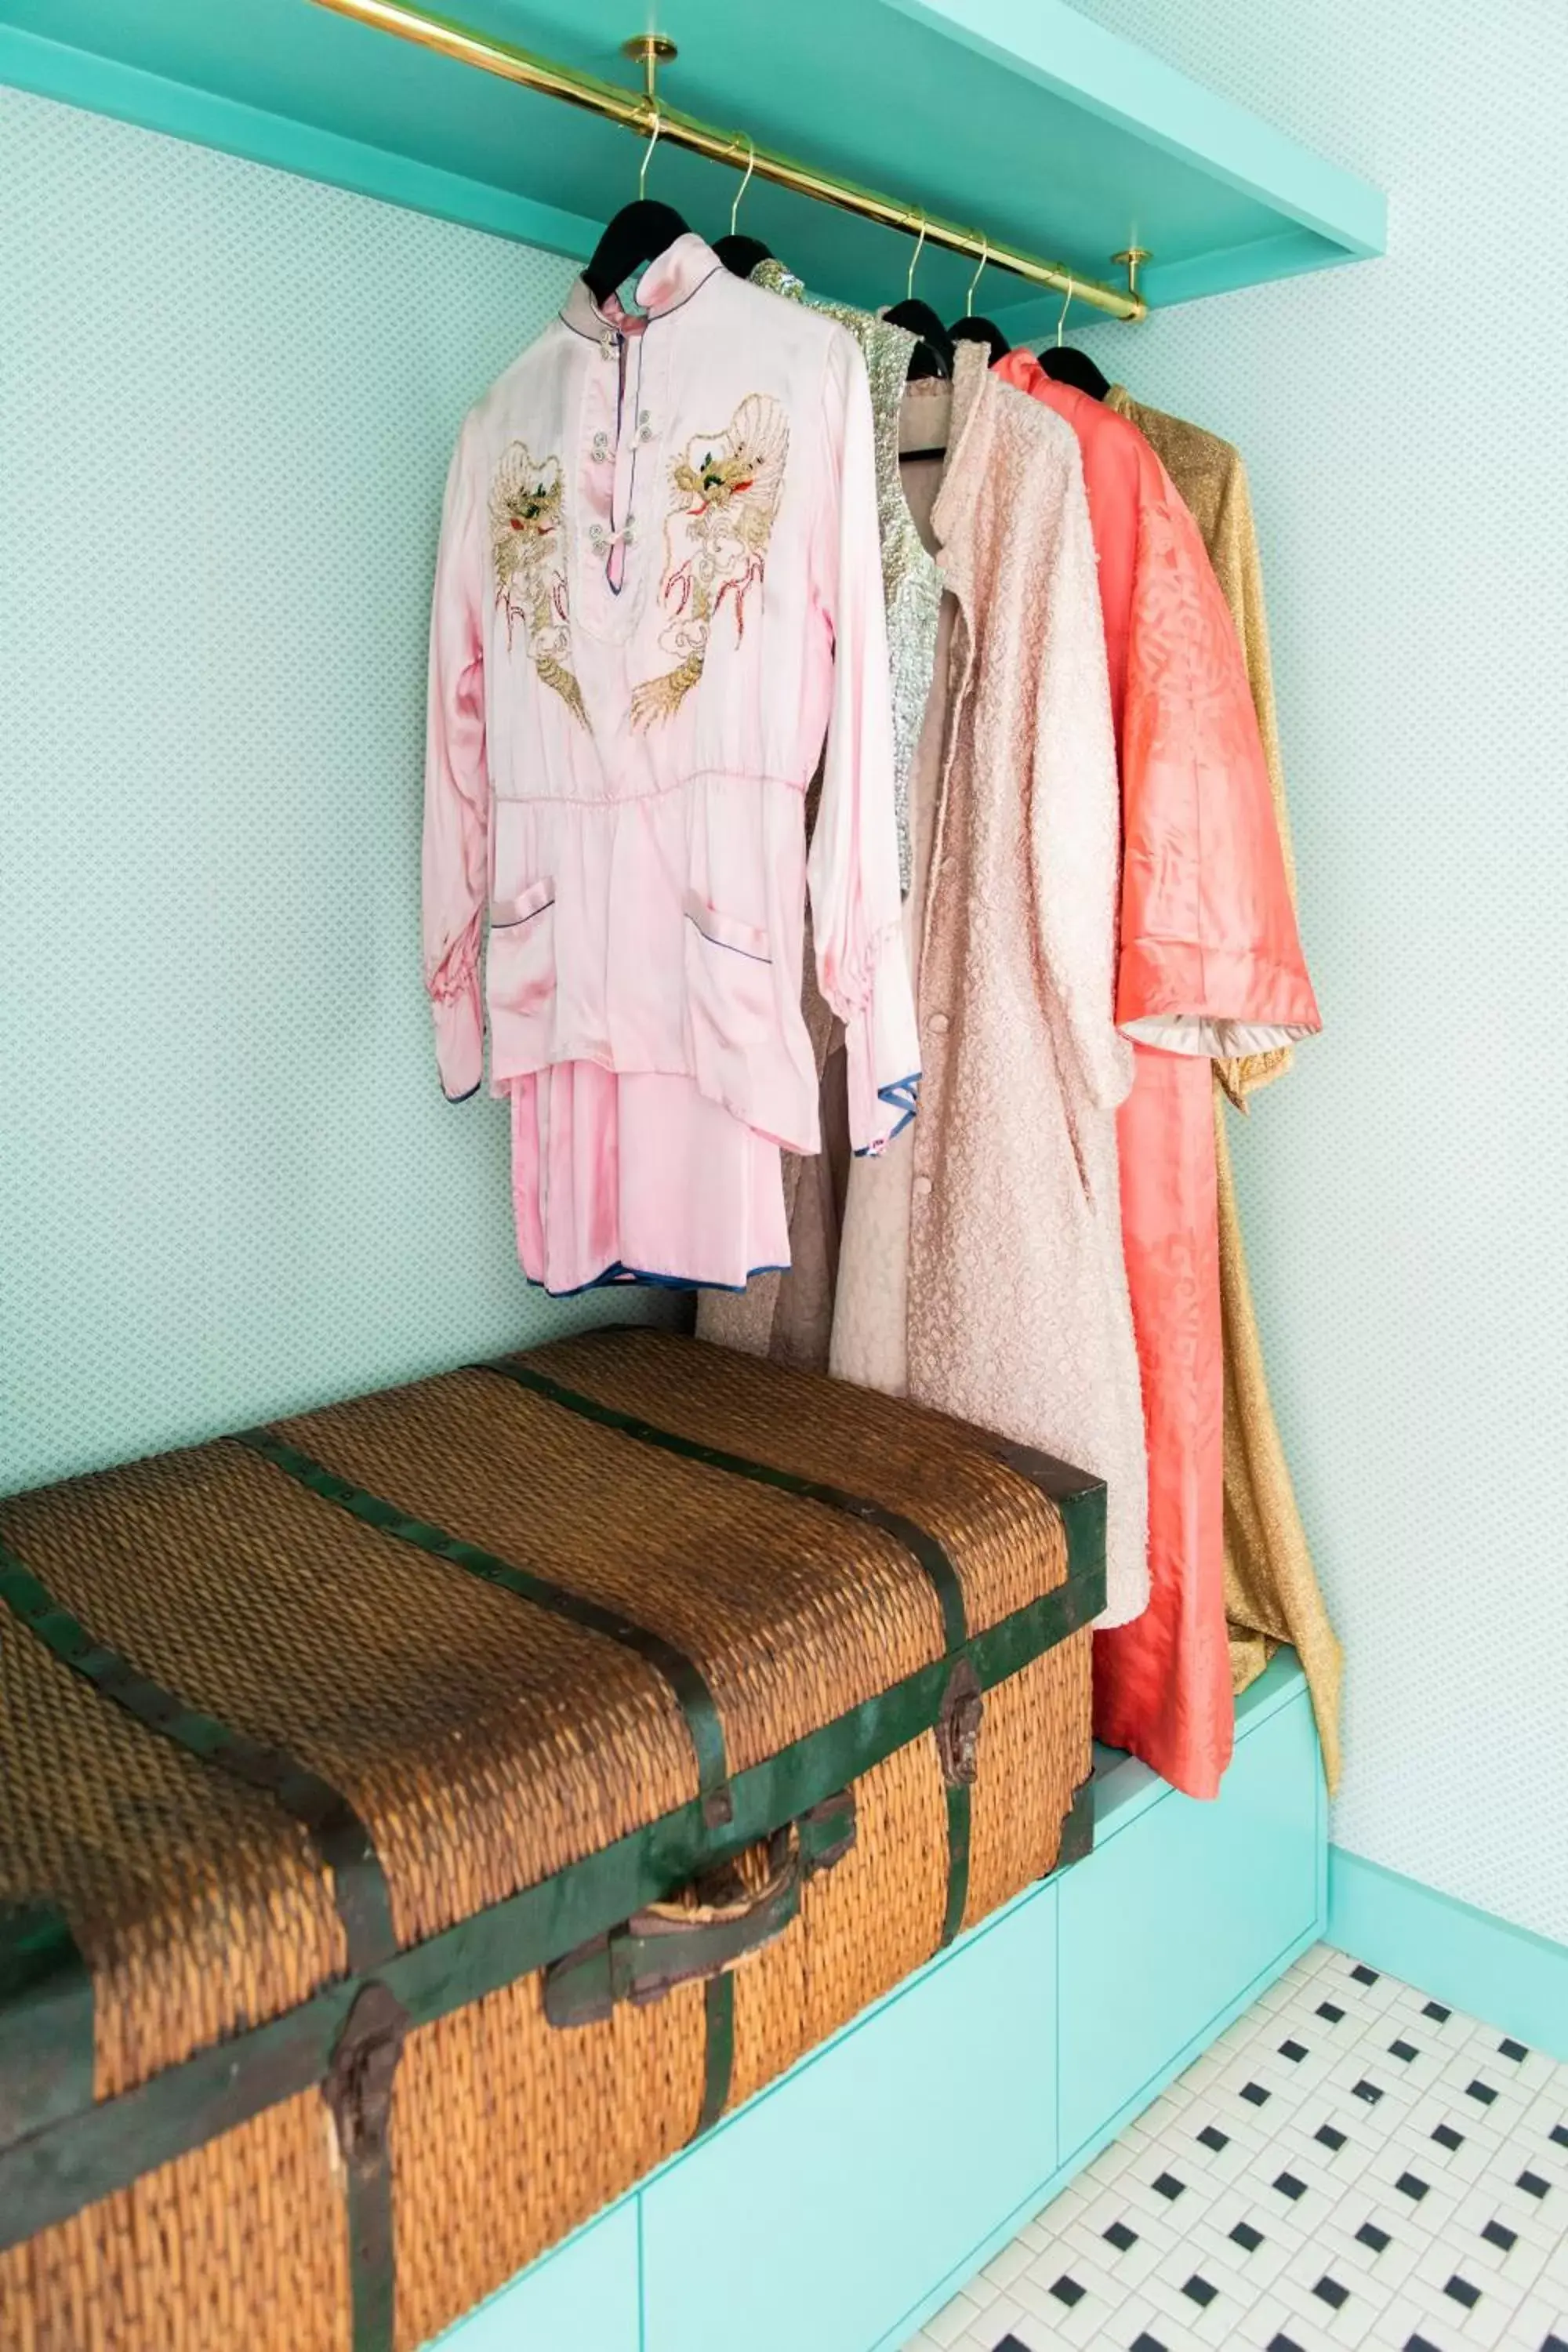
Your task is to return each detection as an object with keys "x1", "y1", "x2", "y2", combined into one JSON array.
[
  {"x1": 422, "y1": 424, "x2": 490, "y2": 1102},
  {"x1": 805, "y1": 335, "x2": 921, "y2": 1154}
]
